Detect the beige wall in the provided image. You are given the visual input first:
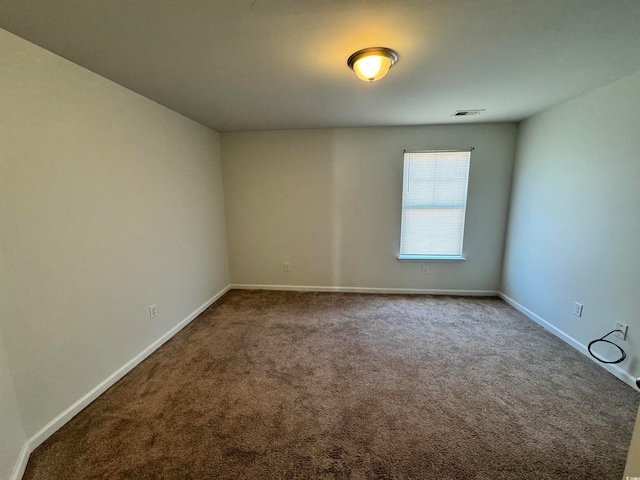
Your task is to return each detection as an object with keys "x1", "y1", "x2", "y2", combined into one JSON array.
[
  {"x1": 502, "y1": 70, "x2": 640, "y2": 382},
  {"x1": 222, "y1": 124, "x2": 517, "y2": 292},
  {"x1": 0, "y1": 26, "x2": 230, "y2": 472},
  {"x1": 0, "y1": 329, "x2": 26, "y2": 480}
]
